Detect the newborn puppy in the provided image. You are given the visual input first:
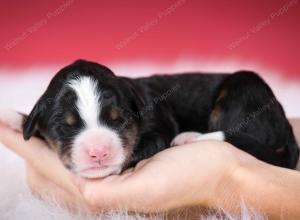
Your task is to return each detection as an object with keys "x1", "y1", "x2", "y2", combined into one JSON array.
[
  {"x1": 16, "y1": 60, "x2": 178, "y2": 178},
  {"x1": 2, "y1": 60, "x2": 299, "y2": 178},
  {"x1": 24, "y1": 61, "x2": 163, "y2": 178}
]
